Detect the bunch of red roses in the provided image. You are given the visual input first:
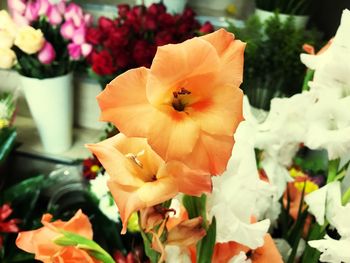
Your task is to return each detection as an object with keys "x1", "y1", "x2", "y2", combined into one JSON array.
[{"x1": 86, "y1": 3, "x2": 214, "y2": 86}]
